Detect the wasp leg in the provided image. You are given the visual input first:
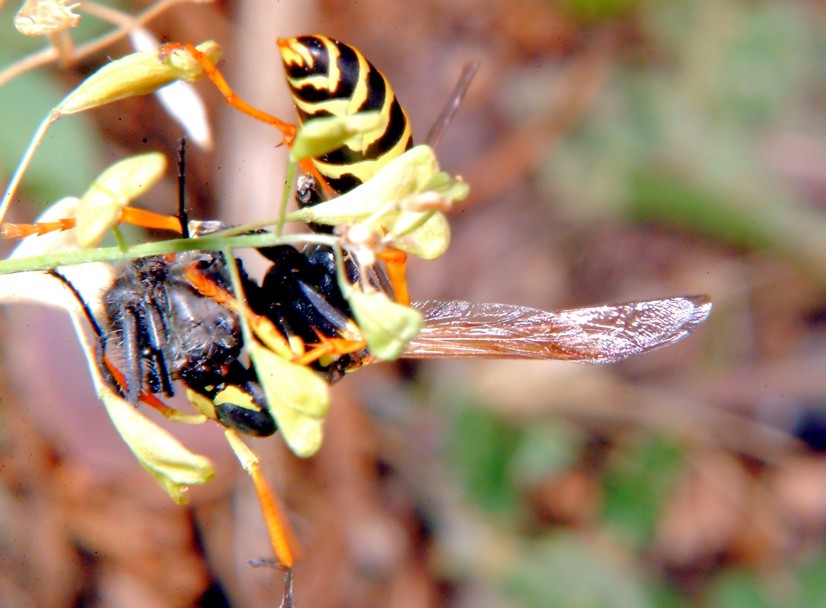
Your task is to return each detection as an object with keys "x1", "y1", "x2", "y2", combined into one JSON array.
[
  {"x1": 1, "y1": 218, "x2": 75, "y2": 239},
  {"x1": 377, "y1": 248, "x2": 410, "y2": 306},
  {"x1": 158, "y1": 44, "x2": 333, "y2": 195},
  {"x1": 292, "y1": 334, "x2": 367, "y2": 367},
  {"x1": 1, "y1": 207, "x2": 183, "y2": 241},
  {"x1": 140, "y1": 298, "x2": 176, "y2": 397},
  {"x1": 48, "y1": 268, "x2": 200, "y2": 421},
  {"x1": 104, "y1": 294, "x2": 175, "y2": 400},
  {"x1": 105, "y1": 306, "x2": 144, "y2": 403},
  {"x1": 102, "y1": 358, "x2": 206, "y2": 423},
  {"x1": 280, "y1": 568, "x2": 295, "y2": 608},
  {"x1": 162, "y1": 43, "x2": 298, "y2": 147},
  {"x1": 224, "y1": 429, "x2": 300, "y2": 569},
  {"x1": 118, "y1": 207, "x2": 184, "y2": 233},
  {"x1": 246, "y1": 560, "x2": 295, "y2": 608}
]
